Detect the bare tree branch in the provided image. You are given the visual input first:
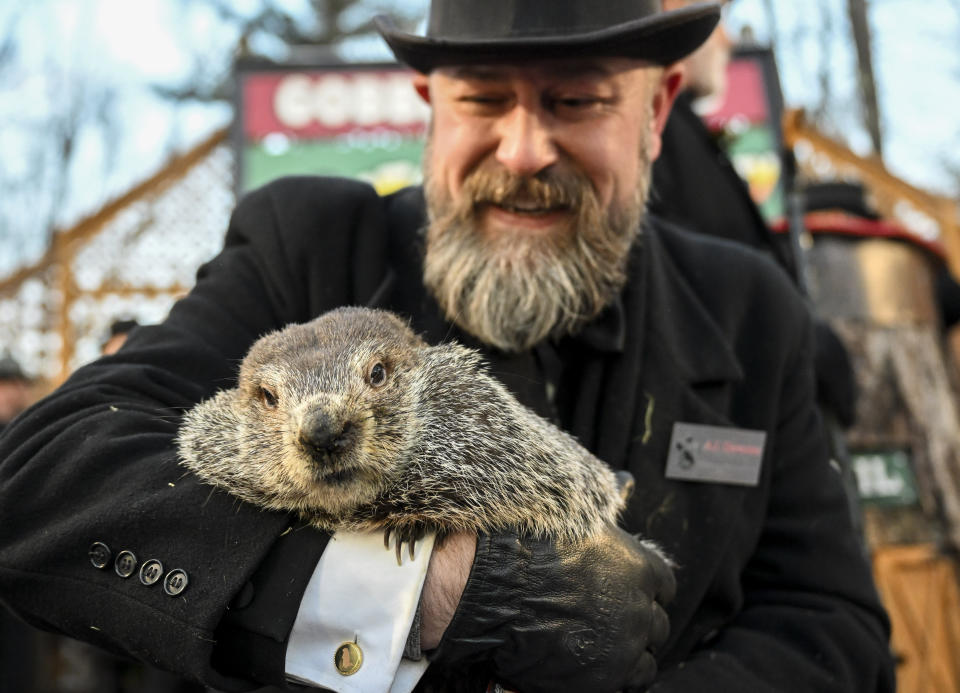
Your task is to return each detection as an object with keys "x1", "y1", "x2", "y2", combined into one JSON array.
[
  {"x1": 150, "y1": 0, "x2": 381, "y2": 106},
  {"x1": 812, "y1": 0, "x2": 835, "y2": 125},
  {"x1": 0, "y1": 33, "x2": 15, "y2": 69},
  {"x1": 0, "y1": 7, "x2": 23, "y2": 71},
  {"x1": 846, "y1": 0, "x2": 884, "y2": 156},
  {"x1": 39, "y1": 69, "x2": 119, "y2": 242},
  {"x1": 760, "y1": 0, "x2": 779, "y2": 47}
]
